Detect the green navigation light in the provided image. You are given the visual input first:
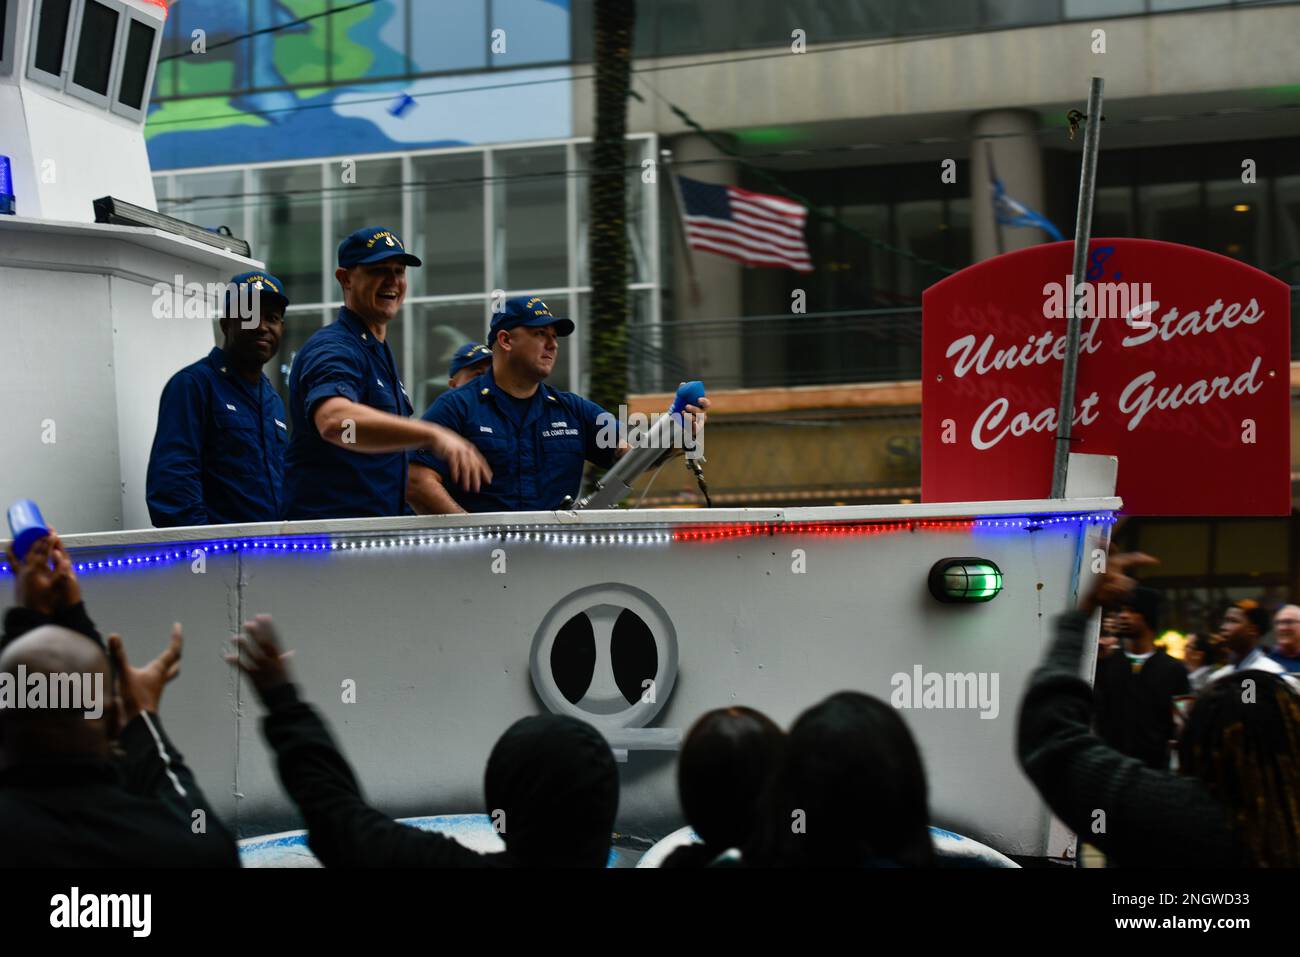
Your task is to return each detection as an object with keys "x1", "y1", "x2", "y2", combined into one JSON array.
[{"x1": 929, "y1": 558, "x2": 1003, "y2": 604}]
